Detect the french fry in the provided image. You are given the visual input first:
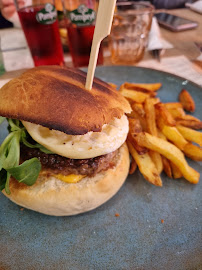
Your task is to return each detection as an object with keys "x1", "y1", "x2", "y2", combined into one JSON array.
[
  {"x1": 120, "y1": 84, "x2": 157, "y2": 97},
  {"x1": 131, "y1": 103, "x2": 145, "y2": 117},
  {"x1": 127, "y1": 133, "x2": 148, "y2": 155},
  {"x1": 162, "y1": 156, "x2": 172, "y2": 178},
  {"x1": 127, "y1": 111, "x2": 147, "y2": 132},
  {"x1": 161, "y1": 125, "x2": 188, "y2": 150},
  {"x1": 120, "y1": 79, "x2": 201, "y2": 187},
  {"x1": 164, "y1": 102, "x2": 183, "y2": 109},
  {"x1": 150, "y1": 97, "x2": 160, "y2": 105},
  {"x1": 127, "y1": 118, "x2": 148, "y2": 154},
  {"x1": 170, "y1": 162, "x2": 182, "y2": 179},
  {"x1": 144, "y1": 98, "x2": 157, "y2": 136},
  {"x1": 149, "y1": 150, "x2": 163, "y2": 174},
  {"x1": 157, "y1": 130, "x2": 181, "y2": 179},
  {"x1": 144, "y1": 98, "x2": 163, "y2": 174},
  {"x1": 155, "y1": 103, "x2": 176, "y2": 127},
  {"x1": 122, "y1": 82, "x2": 162, "y2": 92},
  {"x1": 128, "y1": 117, "x2": 143, "y2": 134},
  {"x1": 180, "y1": 114, "x2": 201, "y2": 122},
  {"x1": 183, "y1": 143, "x2": 202, "y2": 161},
  {"x1": 157, "y1": 129, "x2": 167, "y2": 140},
  {"x1": 179, "y1": 89, "x2": 195, "y2": 112},
  {"x1": 176, "y1": 125, "x2": 202, "y2": 146},
  {"x1": 120, "y1": 88, "x2": 150, "y2": 103},
  {"x1": 127, "y1": 141, "x2": 162, "y2": 186},
  {"x1": 176, "y1": 119, "x2": 202, "y2": 130},
  {"x1": 134, "y1": 132, "x2": 200, "y2": 184},
  {"x1": 129, "y1": 157, "x2": 137, "y2": 174},
  {"x1": 166, "y1": 107, "x2": 186, "y2": 119},
  {"x1": 108, "y1": 82, "x2": 117, "y2": 89}
]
